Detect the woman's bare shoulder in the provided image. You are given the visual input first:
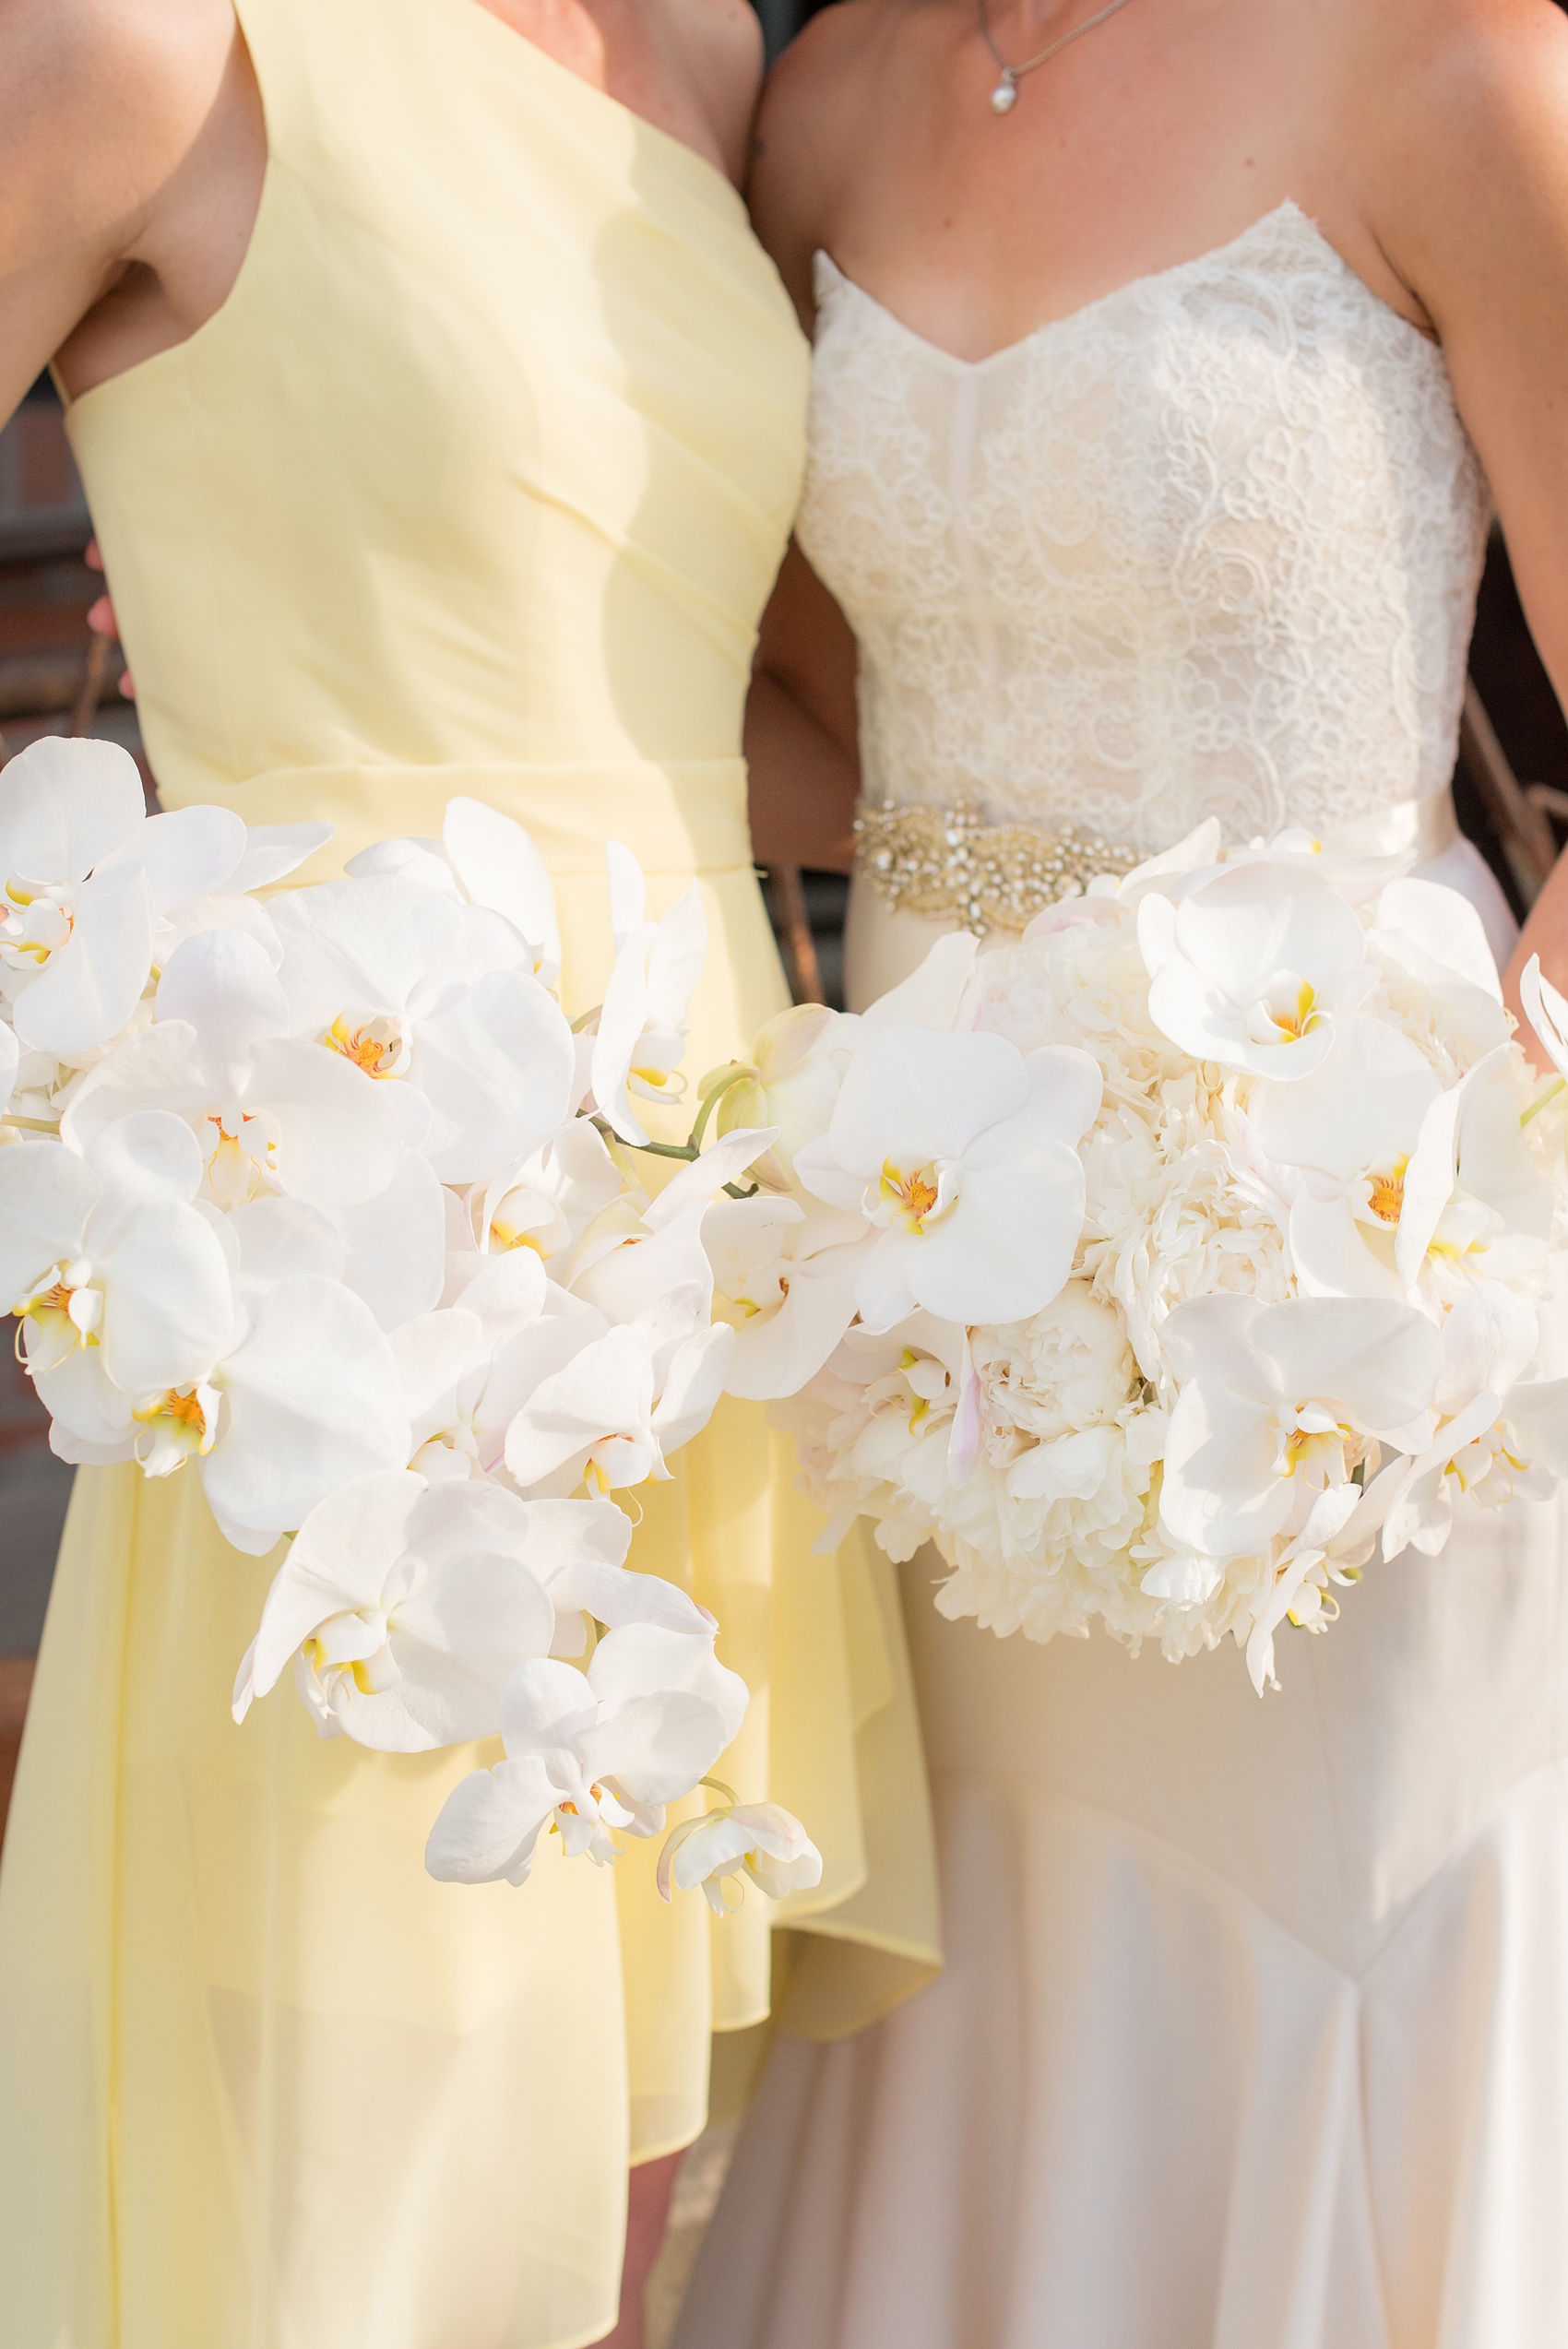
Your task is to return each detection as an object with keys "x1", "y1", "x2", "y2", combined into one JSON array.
[
  {"x1": 749, "y1": 1, "x2": 903, "y2": 292},
  {"x1": 1337, "y1": 0, "x2": 1568, "y2": 312},
  {"x1": 1345, "y1": 0, "x2": 1568, "y2": 162},
  {"x1": 667, "y1": 0, "x2": 765, "y2": 110},
  {"x1": 0, "y1": 0, "x2": 235, "y2": 259},
  {"x1": 759, "y1": 0, "x2": 904, "y2": 124}
]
